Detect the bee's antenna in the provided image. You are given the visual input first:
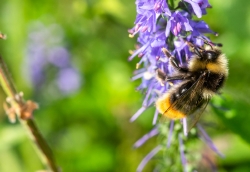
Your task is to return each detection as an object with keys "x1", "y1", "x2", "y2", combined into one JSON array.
[
  {"x1": 194, "y1": 36, "x2": 214, "y2": 49},
  {"x1": 194, "y1": 36, "x2": 223, "y2": 49},
  {"x1": 216, "y1": 43, "x2": 223, "y2": 47},
  {"x1": 155, "y1": 68, "x2": 167, "y2": 86},
  {"x1": 185, "y1": 41, "x2": 203, "y2": 58}
]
